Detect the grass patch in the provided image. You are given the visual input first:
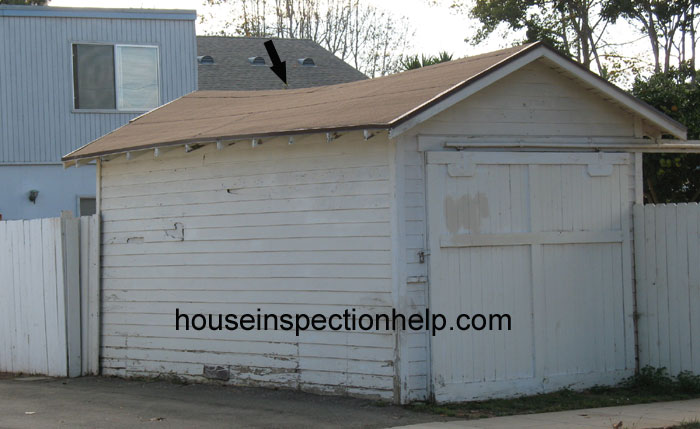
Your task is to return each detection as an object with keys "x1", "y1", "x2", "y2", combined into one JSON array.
[
  {"x1": 406, "y1": 366, "x2": 700, "y2": 419},
  {"x1": 675, "y1": 421, "x2": 700, "y2": 429}
]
